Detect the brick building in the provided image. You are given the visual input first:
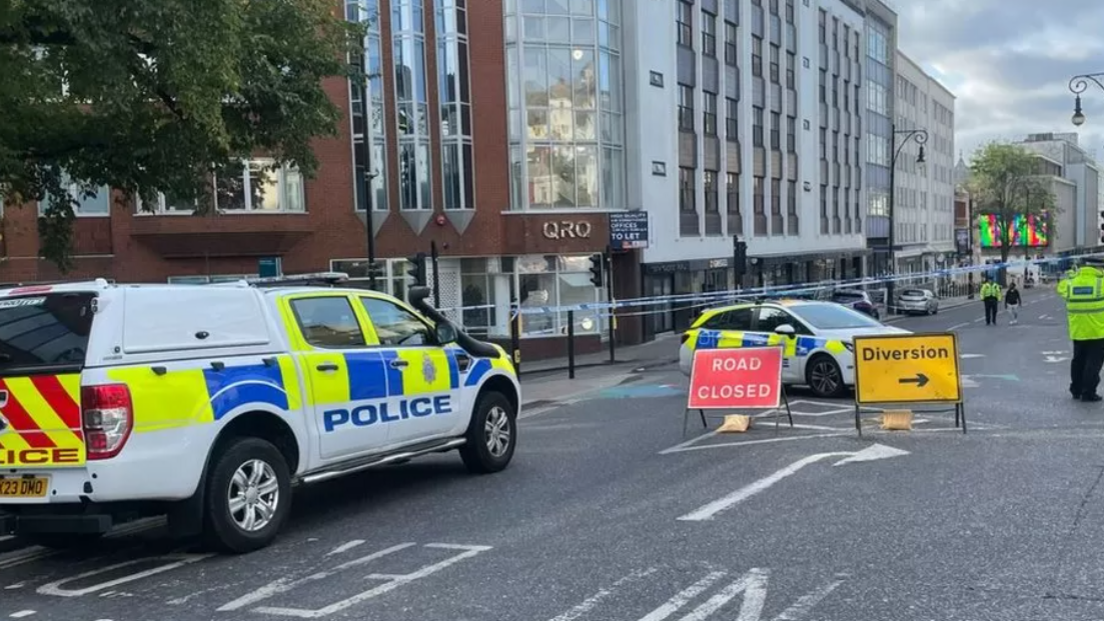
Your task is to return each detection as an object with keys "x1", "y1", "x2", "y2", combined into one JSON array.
[{"x1": 2, "y1": 0, "x2": 642, "y2": 357}]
